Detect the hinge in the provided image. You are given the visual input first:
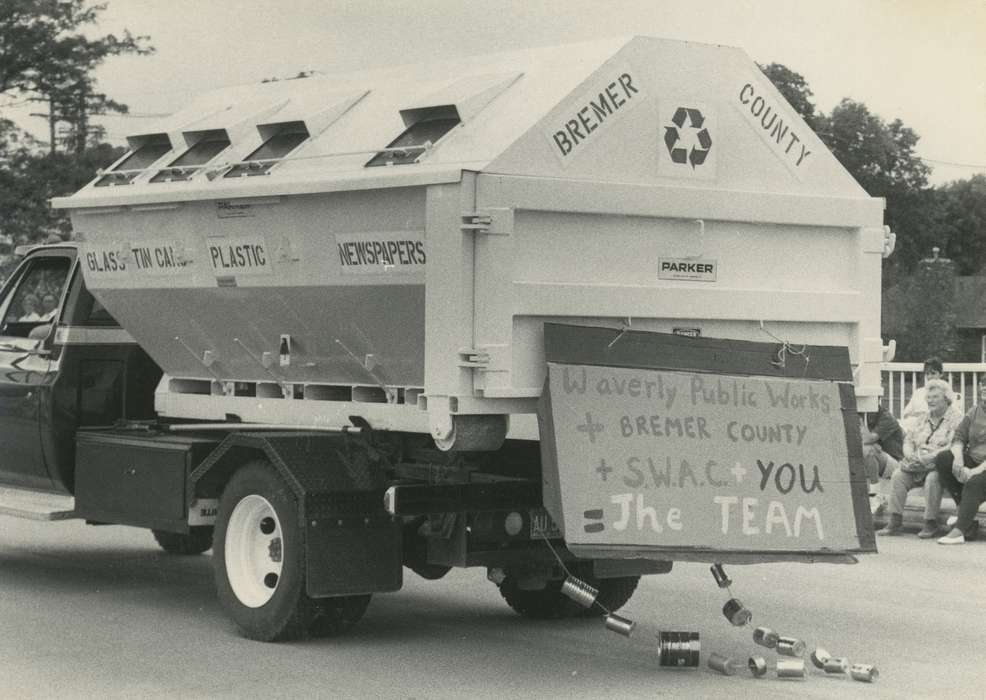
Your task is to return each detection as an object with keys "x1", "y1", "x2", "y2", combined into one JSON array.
[{"x1": 461, "y1": 207, "x2": 514, "y2": 235}]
